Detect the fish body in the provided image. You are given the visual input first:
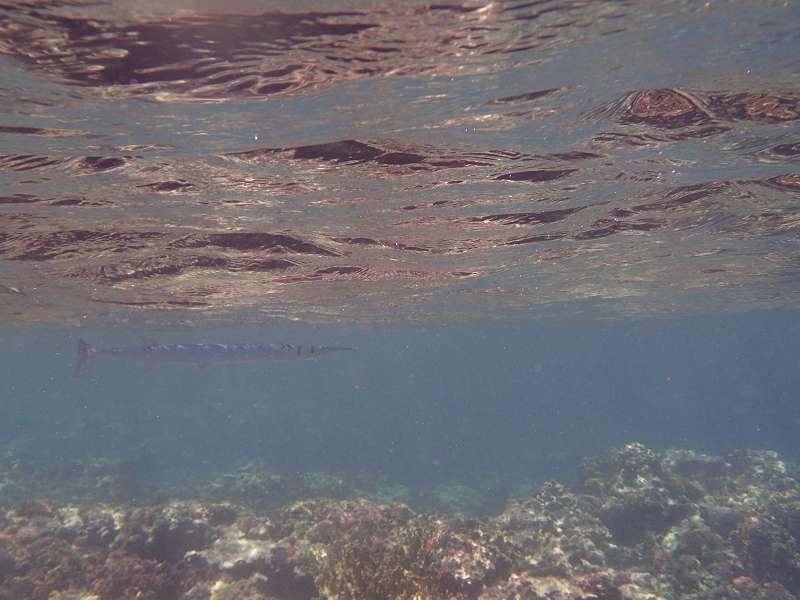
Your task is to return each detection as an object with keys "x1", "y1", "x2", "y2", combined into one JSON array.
[{"x1": 75, "y1": 339, "x2": 353, "y2": 375}]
